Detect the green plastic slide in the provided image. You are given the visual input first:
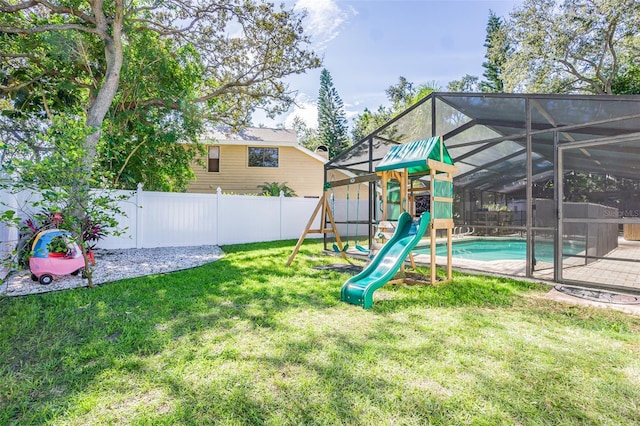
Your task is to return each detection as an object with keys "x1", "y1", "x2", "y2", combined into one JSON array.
[{"x1": 340, "y1": 211, "x2": 430, "y2": 309}]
